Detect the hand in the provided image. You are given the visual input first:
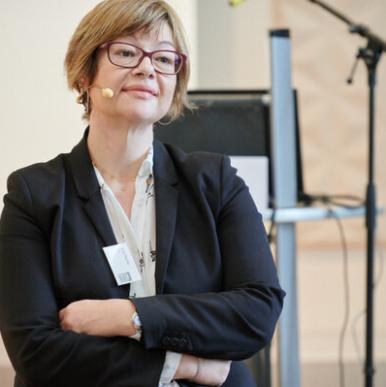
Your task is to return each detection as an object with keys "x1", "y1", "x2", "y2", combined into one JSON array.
[
  {"x1": 174, "y1": 354, "x2": 231, "y2": 386},
  {"x1": 194, "y1": 358, "x2": 231, "y2": 386},
  {"x1": 59, "y1": 299, "x2": 136, "y2": 337}
]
